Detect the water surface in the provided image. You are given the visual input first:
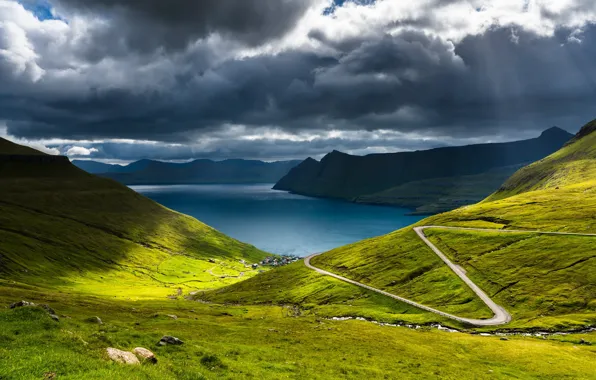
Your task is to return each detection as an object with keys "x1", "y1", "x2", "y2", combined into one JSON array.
[{"x1": 132, "y1": 184, "x2": 424, "y2": 256}]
